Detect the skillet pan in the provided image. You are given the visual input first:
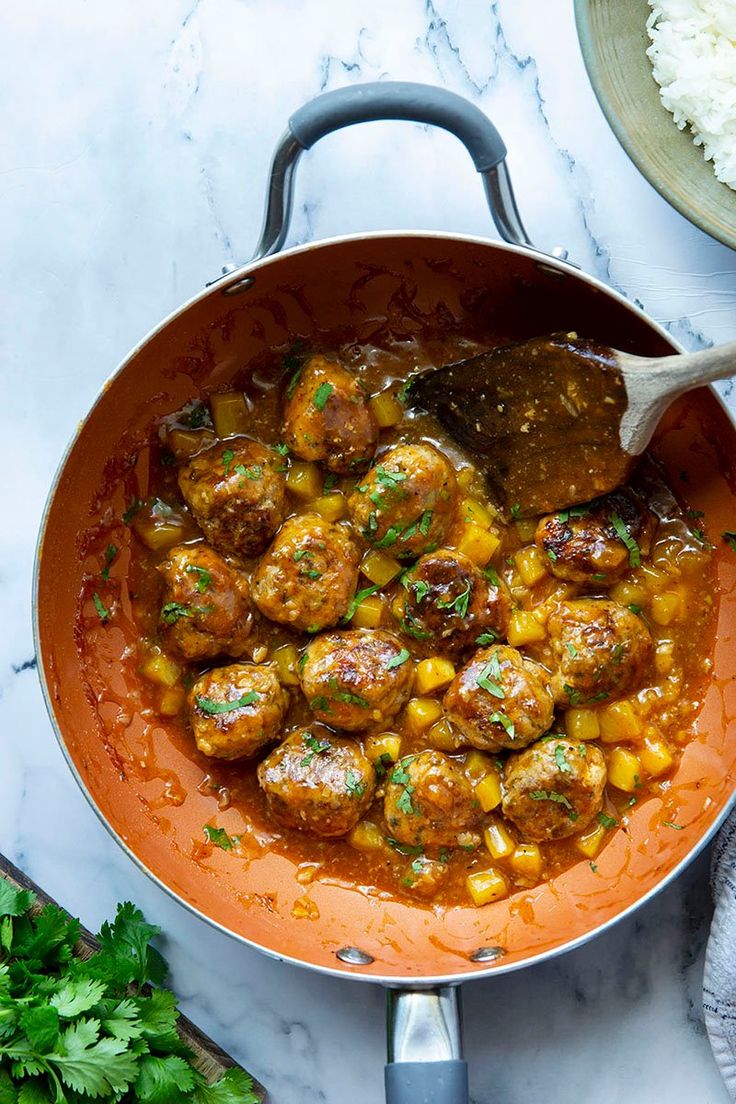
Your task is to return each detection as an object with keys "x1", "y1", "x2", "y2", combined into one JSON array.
[{"x1": 34, "y1": 83, "x2": 736, "y2": 1103}]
